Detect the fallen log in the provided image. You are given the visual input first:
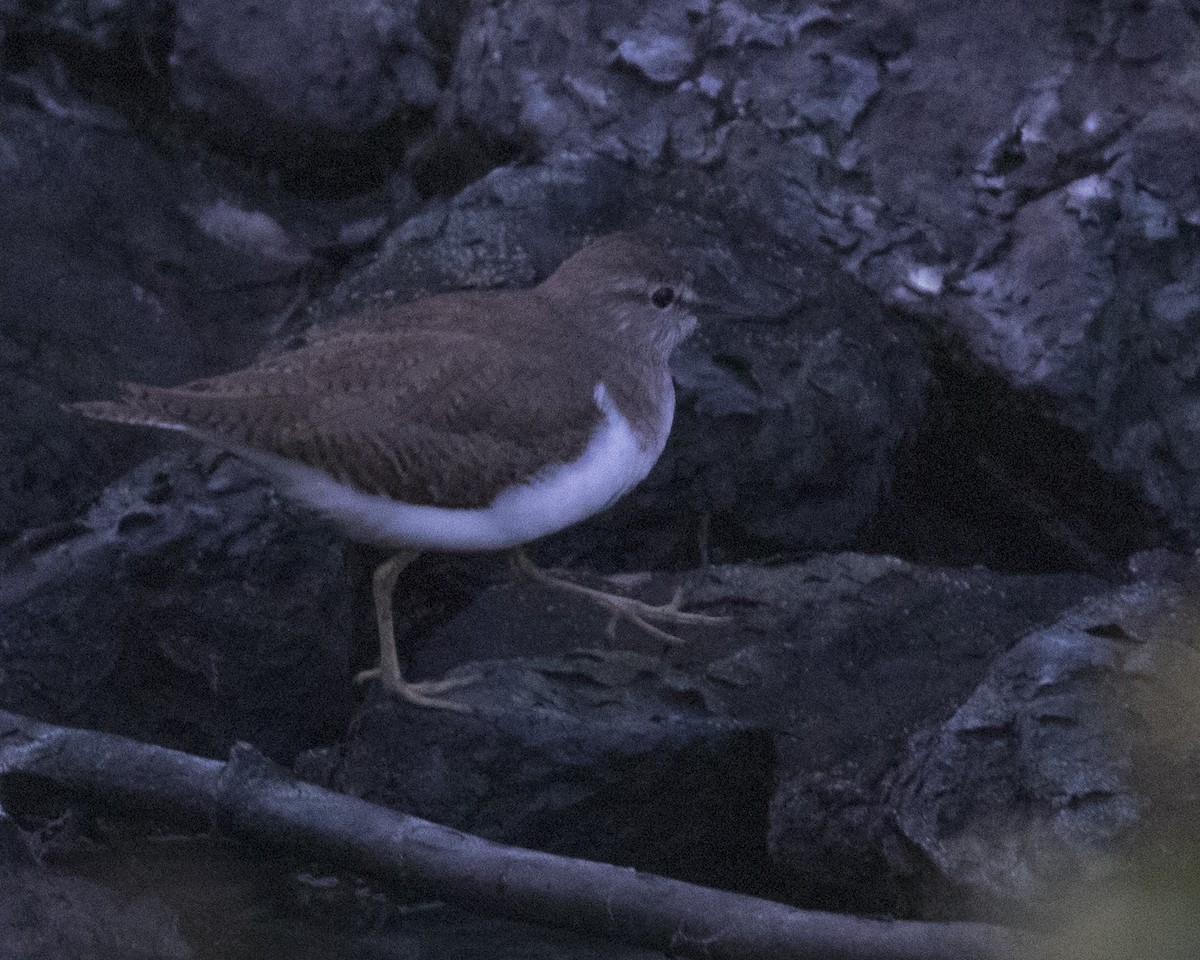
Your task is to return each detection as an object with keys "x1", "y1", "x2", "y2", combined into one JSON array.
[{"x1": 0, "y1": 710, "x2": 1034, "y2": 960}]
